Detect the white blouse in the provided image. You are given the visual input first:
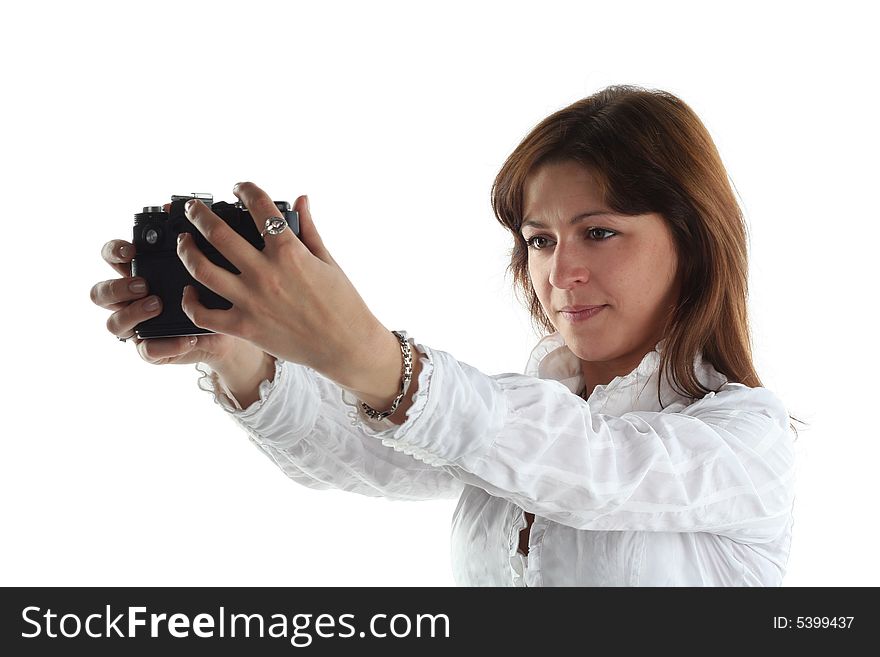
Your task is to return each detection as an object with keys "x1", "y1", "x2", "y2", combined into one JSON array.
[{"x1": 196, "y1": 332, "x2": 796, "y2": 586}]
